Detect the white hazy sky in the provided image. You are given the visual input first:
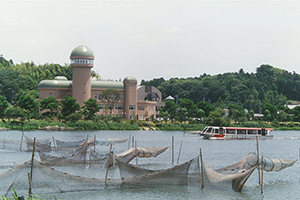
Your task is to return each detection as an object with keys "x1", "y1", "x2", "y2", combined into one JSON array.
[{"x1": 1, "y1": 1, "x2": 300, "y2": 83}]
